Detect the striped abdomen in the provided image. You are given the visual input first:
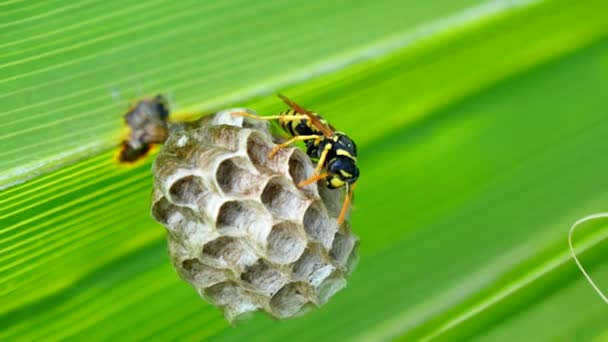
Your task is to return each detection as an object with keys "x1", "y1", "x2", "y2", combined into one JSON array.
[{"x1": 278, "y1": 108, "x2": 331, "y2": 137}]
